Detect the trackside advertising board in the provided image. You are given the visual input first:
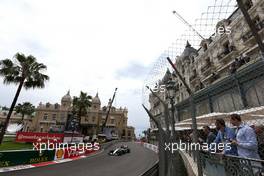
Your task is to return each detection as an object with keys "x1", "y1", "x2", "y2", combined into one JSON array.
[
  {"x1": 54, "y1": 147, "x2": 97, "y2": 160},
  {"x1": 16, "y1": 132, "x2": 64, "y2": 143},
  {"x1": 0, "y1": 150, "x2": 55, "y2": 167}
]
